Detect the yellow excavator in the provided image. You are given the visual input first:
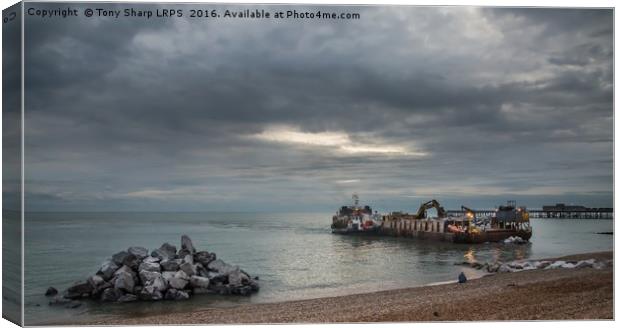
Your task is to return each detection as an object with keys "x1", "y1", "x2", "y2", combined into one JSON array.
[{"x1": 415, "y1": 199, "x2": 447, "y2": 219}]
